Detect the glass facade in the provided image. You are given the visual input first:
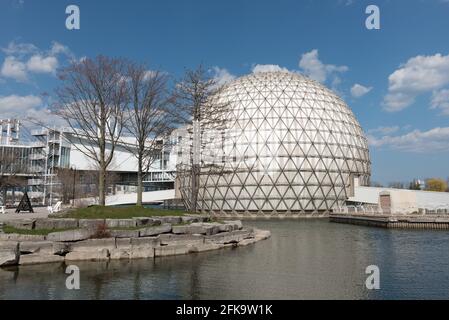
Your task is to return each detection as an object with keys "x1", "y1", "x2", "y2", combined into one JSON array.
[
  {"x1": 0, "y1": 145, "x2": 33, "y2": 175},
  {"x1": 178, "y1": 71, "x2": 371, "y2": 215}
]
